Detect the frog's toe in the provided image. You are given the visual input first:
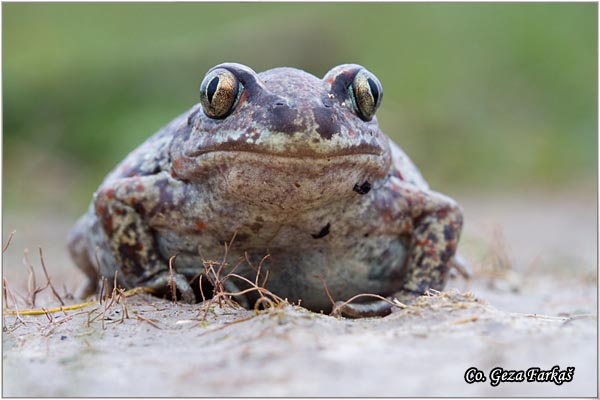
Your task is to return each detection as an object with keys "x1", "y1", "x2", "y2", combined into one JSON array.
[
  {"x1": 144, "y1": 272, "x2": 196, "y2": 303},
  {"x1": 172, "y1": 274, "x2": 196, "y2": 304},
  {"x1": 448, "y1": 254, "x2": 471, "y2": 279},
  {"x1": 334, "y1": 299, "x2": 393, "y2": 318}
]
